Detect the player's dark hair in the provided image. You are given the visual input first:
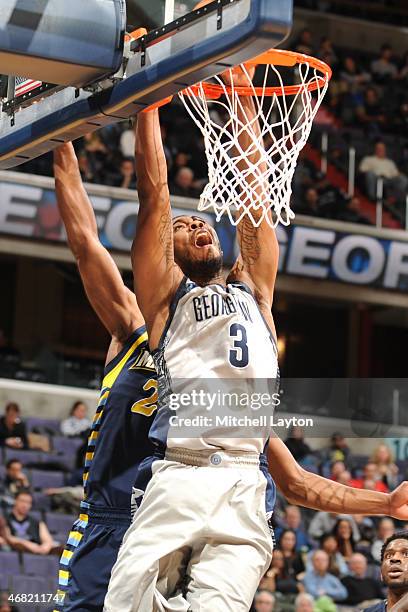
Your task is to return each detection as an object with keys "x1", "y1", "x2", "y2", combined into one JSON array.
[{"x1": 381, "y1": 531, "x2": 408, "y2": 562}]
